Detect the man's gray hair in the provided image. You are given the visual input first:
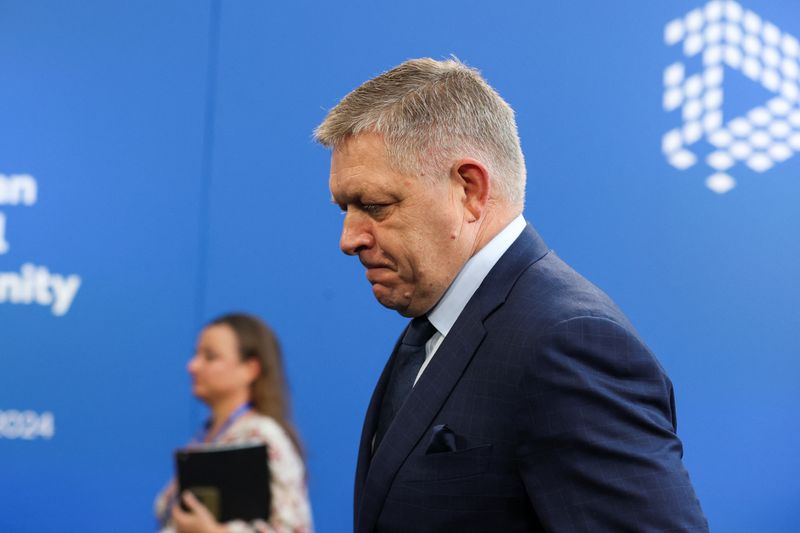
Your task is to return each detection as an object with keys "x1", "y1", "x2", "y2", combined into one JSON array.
[{"x1": 314, "y1": 58, "x2": 526, "y2": 205}]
